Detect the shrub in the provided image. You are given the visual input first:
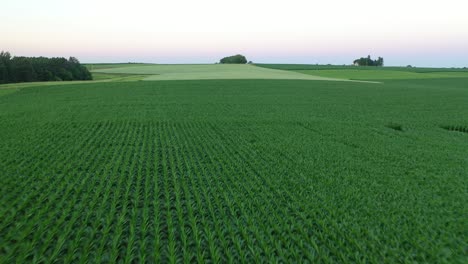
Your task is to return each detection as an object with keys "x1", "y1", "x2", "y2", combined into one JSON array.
[{"x1": 219, "y1": 54, "x2": 247, "y2": 64}]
